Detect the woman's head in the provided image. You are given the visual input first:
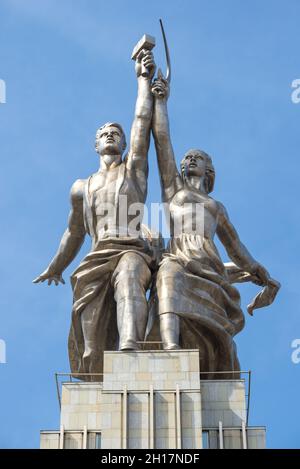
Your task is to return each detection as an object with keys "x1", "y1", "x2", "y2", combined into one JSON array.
[{"x1": 180, "y1": 149, "x2": 215, "y2": 193}]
